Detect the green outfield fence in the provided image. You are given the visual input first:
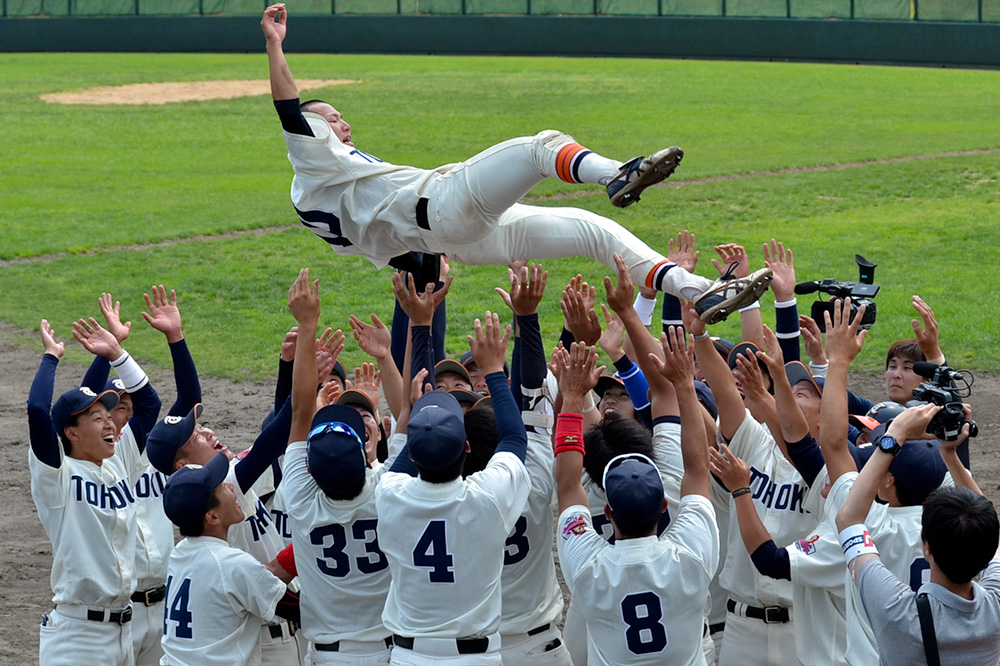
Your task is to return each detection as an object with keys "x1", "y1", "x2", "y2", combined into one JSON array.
[{"x1": 3, "y1": 0, "x2": 999, "y2": 22}]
